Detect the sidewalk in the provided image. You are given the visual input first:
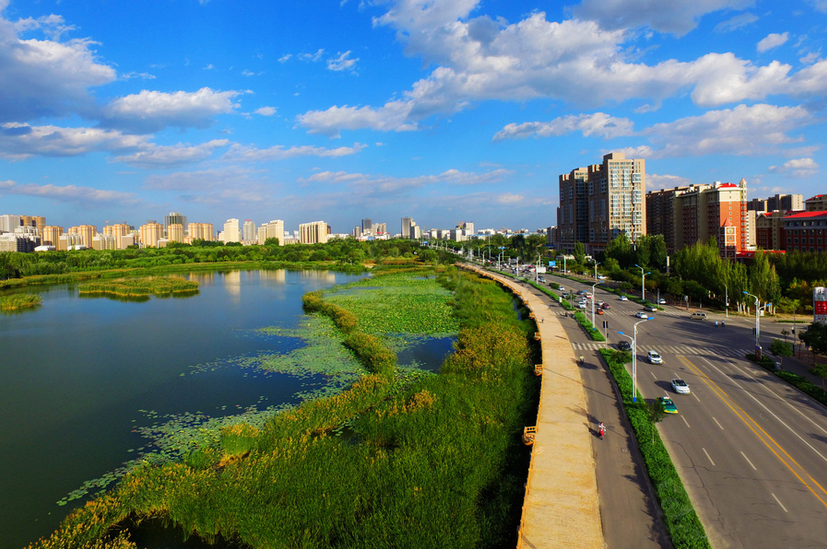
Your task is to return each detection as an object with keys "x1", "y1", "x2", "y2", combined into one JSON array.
[{"x1": 464, "y1": 265, "x2": 605, "y2": 549}]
